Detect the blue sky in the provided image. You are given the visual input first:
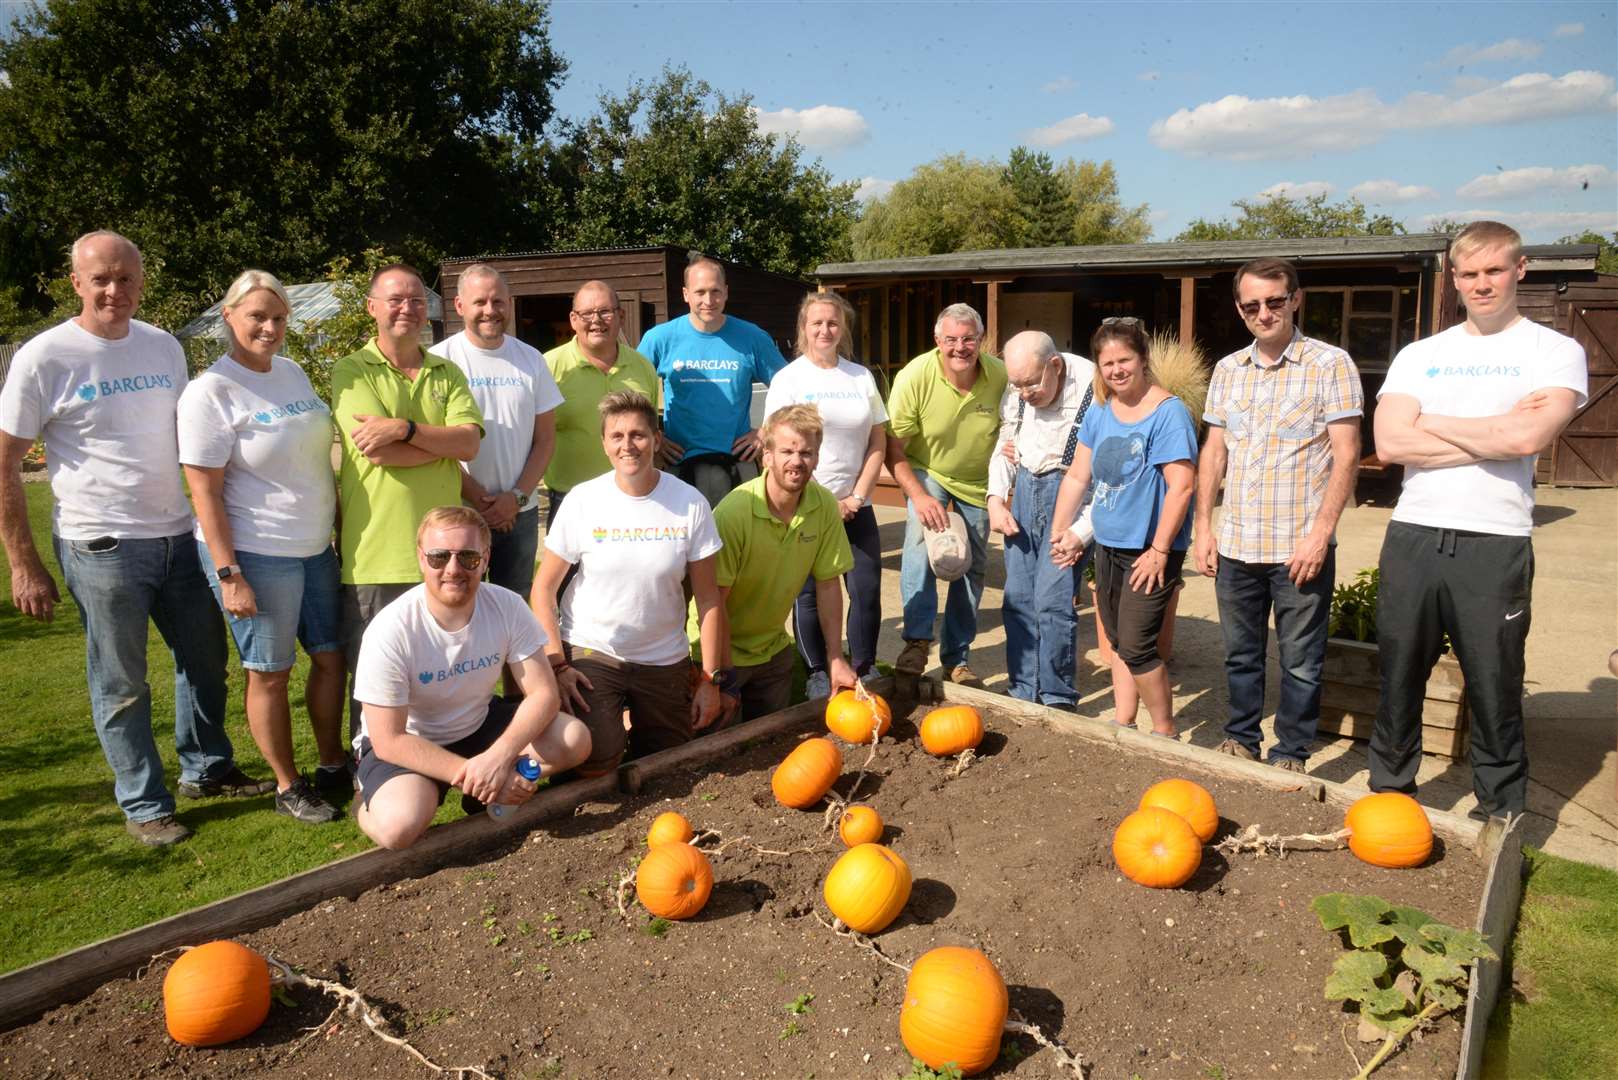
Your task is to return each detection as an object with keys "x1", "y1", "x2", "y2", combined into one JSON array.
[{"x1": 548, "y1": 0, "x2": 1617, "y2": 243}]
